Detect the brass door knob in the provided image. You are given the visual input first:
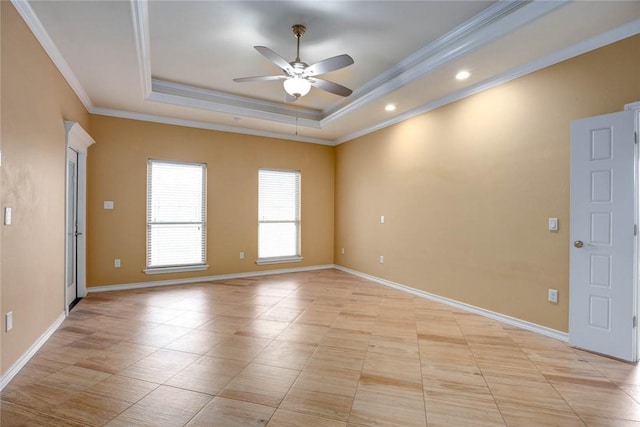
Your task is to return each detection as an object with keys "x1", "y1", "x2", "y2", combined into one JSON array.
[{"x1": 574, "y1": 240, "x2": 584, "y2": 248}]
